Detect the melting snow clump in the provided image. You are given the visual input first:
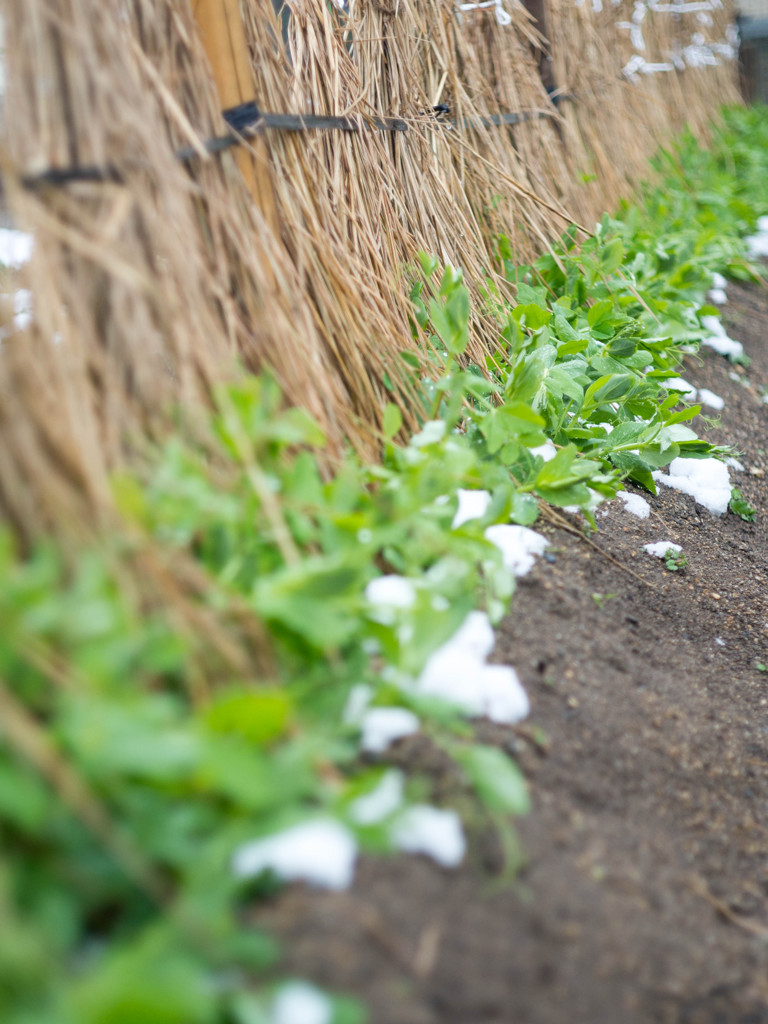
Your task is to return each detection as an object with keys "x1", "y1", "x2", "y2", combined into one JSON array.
[
  {"x1": 446, "y1": 610, "x2": 495, "y2": 660},
  {"x1": 725, "y1": 457, "x2": 745, "y2": 472},
  {"x1": 529, "y1": 440, "x2": 557, "y2": 462},
  {"x1": 0, "y1": 229, "x2": 33, "y2": 268},
  {"x1": 416, "y1": 613, "x2": 529, "y2": 724},
  {"x1": 644, "y1": 541, "x2": 682, "y2": 558},
  {"x1": 452, "y1": 488, "x2": 492, "y2": 528},
  {"x1": 360, "y1": 707, "x2": 420, "y2": 753},
  {"x1": 270, "y1": 982, "x2": 333, "y2": 1024},
  {"x1": 708, "y1": 273, "x2": 728, "y2": 305},
  {"x1": 617, "y1": 490, "x2": 650, "y2": 519},
  {"x1": 653, "y1": 457, "x2": 731, "y2": 515},
  {"x1": 700, "y1": 315, "x2": 744, "y2": 360},
  {"x1": 697, "y1": 388, "x2": 724, "y2": 411},
  {"x1": 661, "y1": 377, "x2": 697, "y2": 398},
  {"x1": 343, "y1": 683, "x2": 373, "y2": 724},
  {"x1": 746, "y1": 217, "x2": 768, "y2": 259},
  {"x1": 349, "y1": 770, "x2": 405, "y2": 825},
  {"x1": 391, "y1": 804, "x2": 466, "y2": 868},
  {"x1": 365, "y1": 575, "x2": 417, "y2": 610},
  {"x1": 484, "y1": 524, "x2": 549, "y2": 576},
  {"x1": 233, "y1": 819, "x2": 358, "y2": 890},
  {"x1": 0, "y1": 289, "x2": 33, "y2": 340}
]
